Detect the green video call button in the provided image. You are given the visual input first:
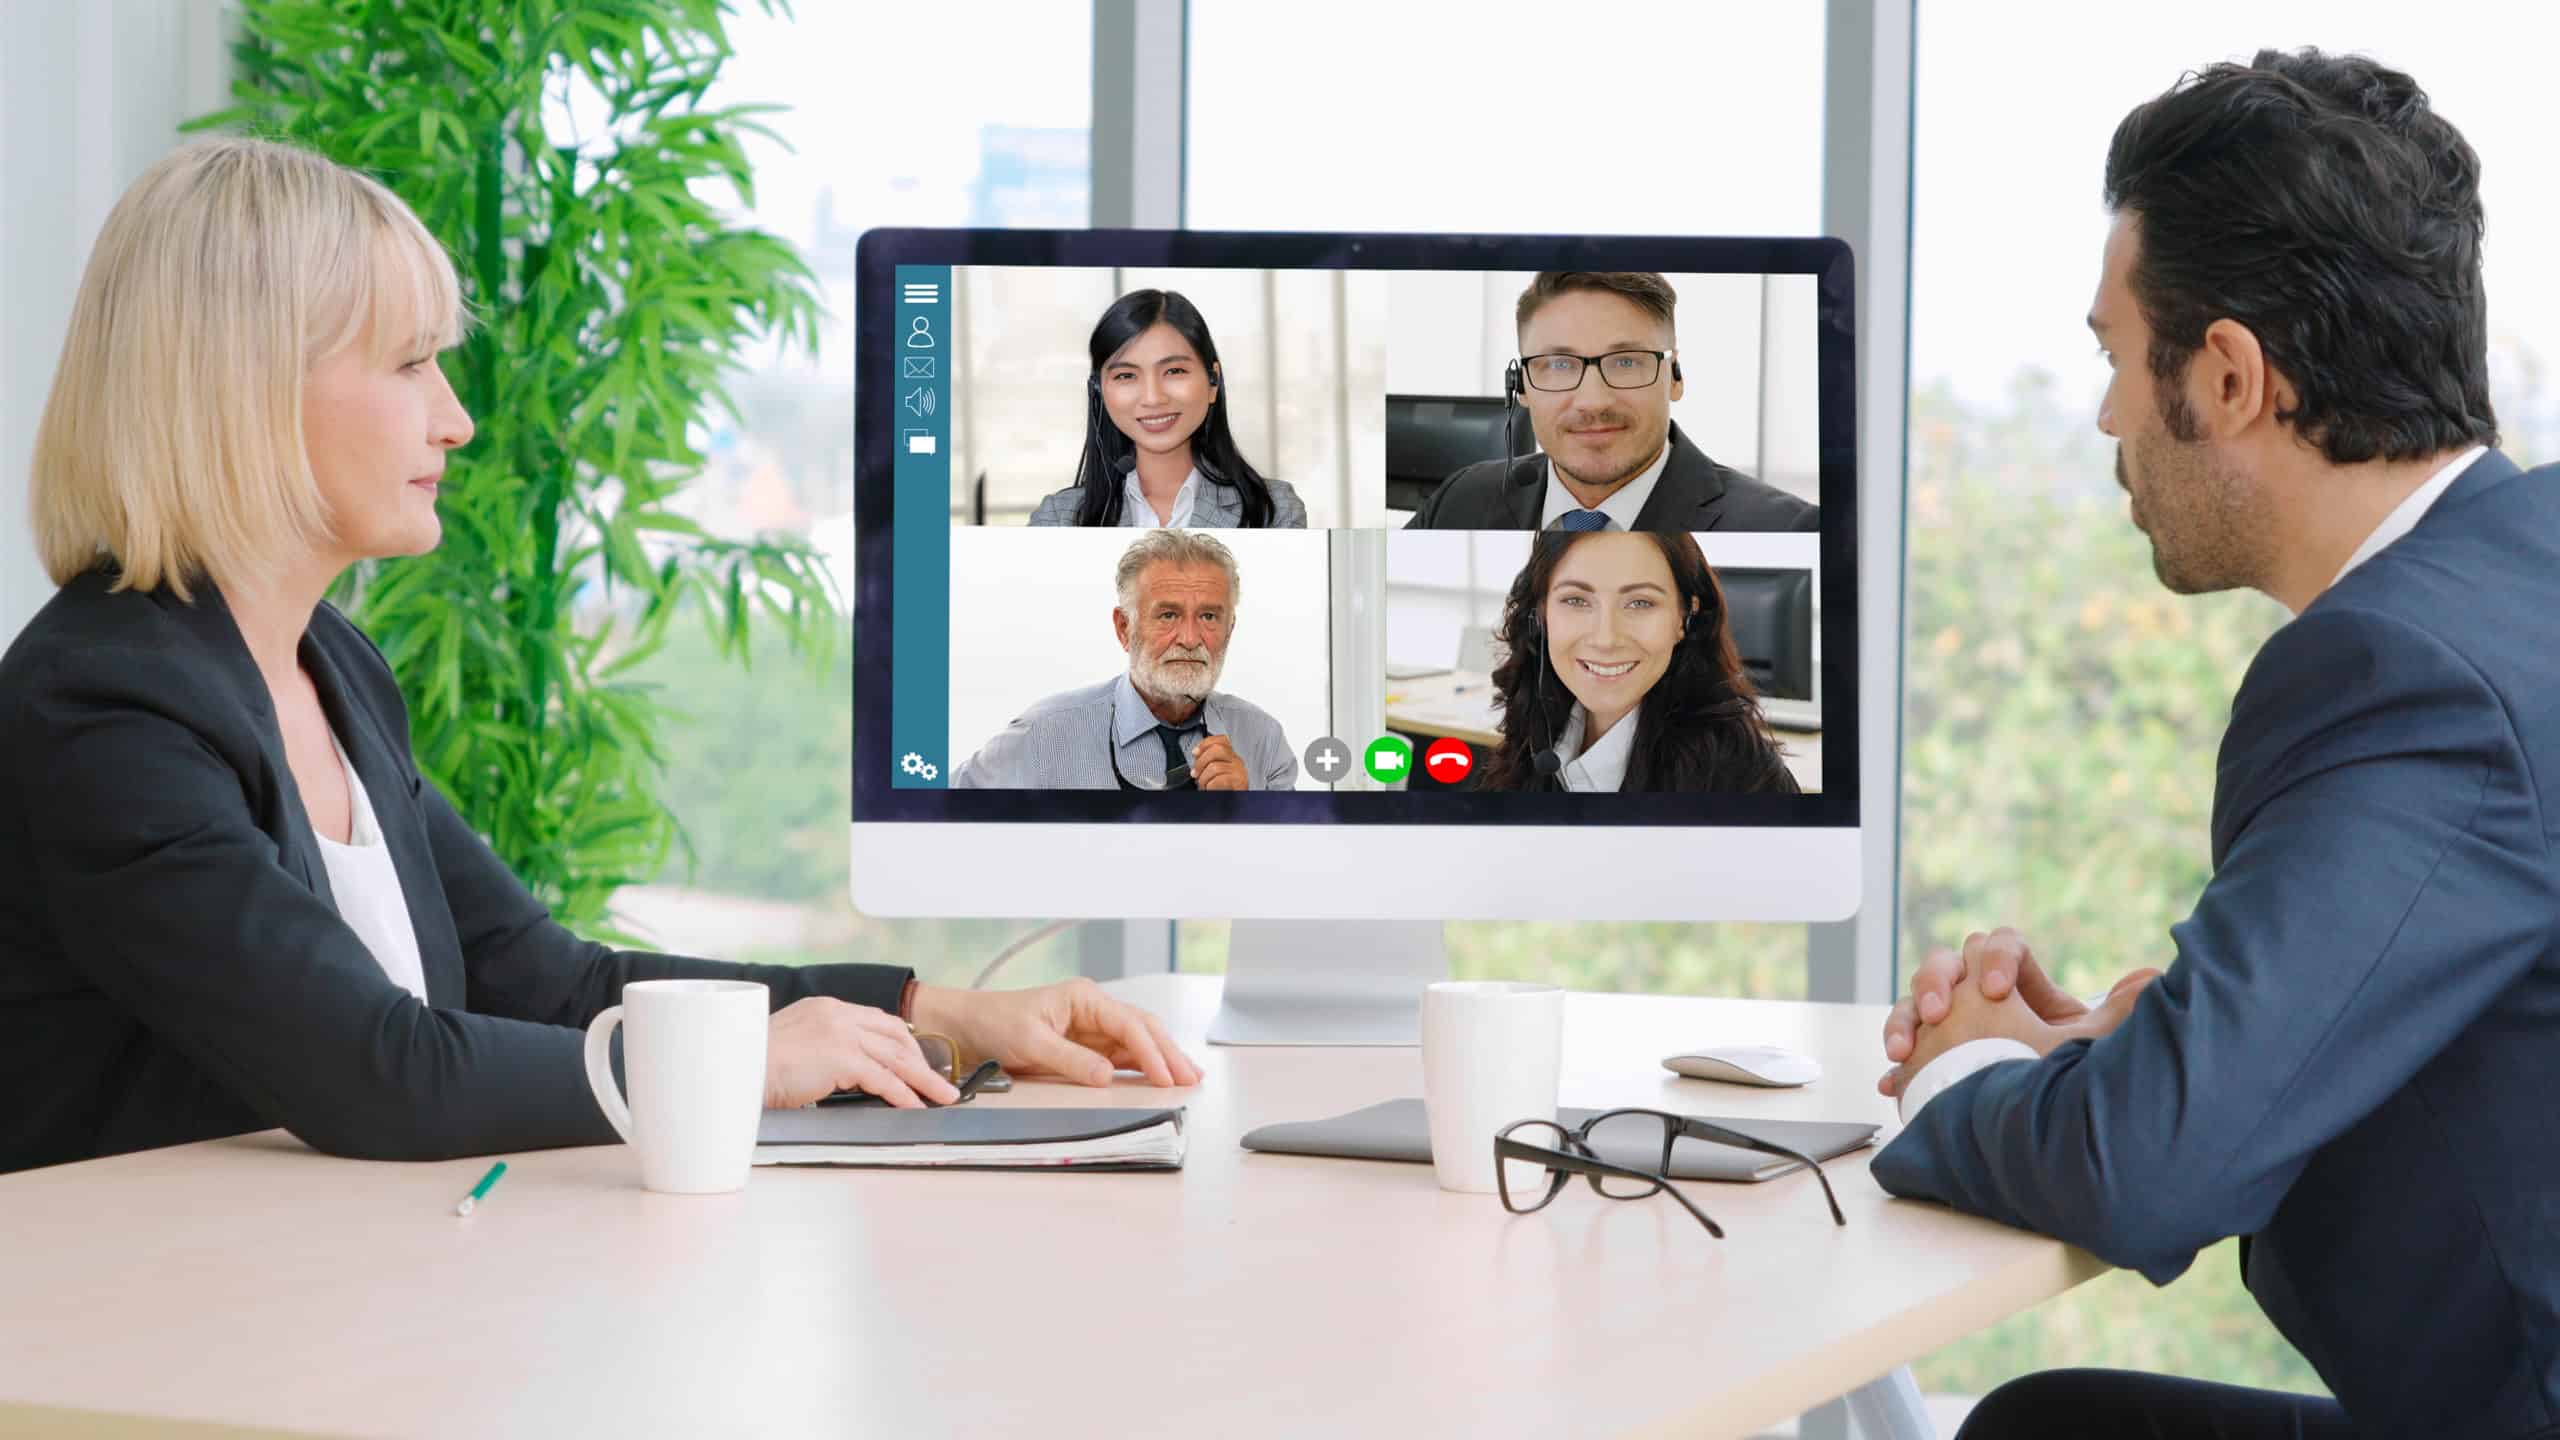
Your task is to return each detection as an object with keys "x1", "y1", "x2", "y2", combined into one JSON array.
[{"x1": 1363, "y1": 735, "x2": 1412, "y2": 785}]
